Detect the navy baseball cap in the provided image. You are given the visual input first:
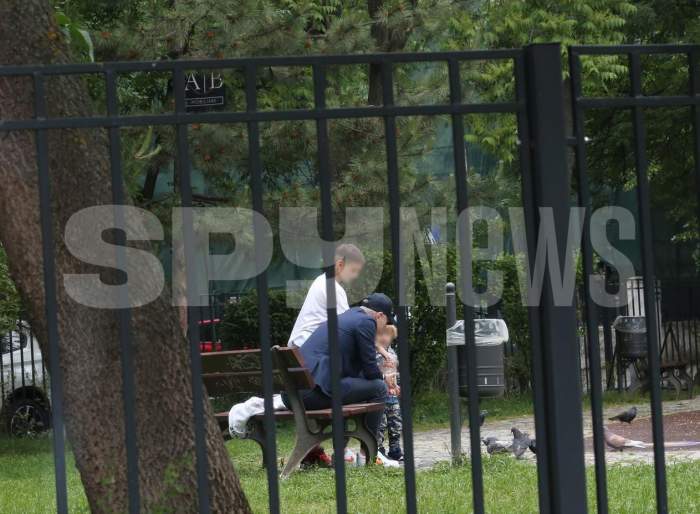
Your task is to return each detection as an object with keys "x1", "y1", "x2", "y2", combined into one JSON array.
[{"x1": 361, "y1": 293, "x2": 395, "y2": 324}]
